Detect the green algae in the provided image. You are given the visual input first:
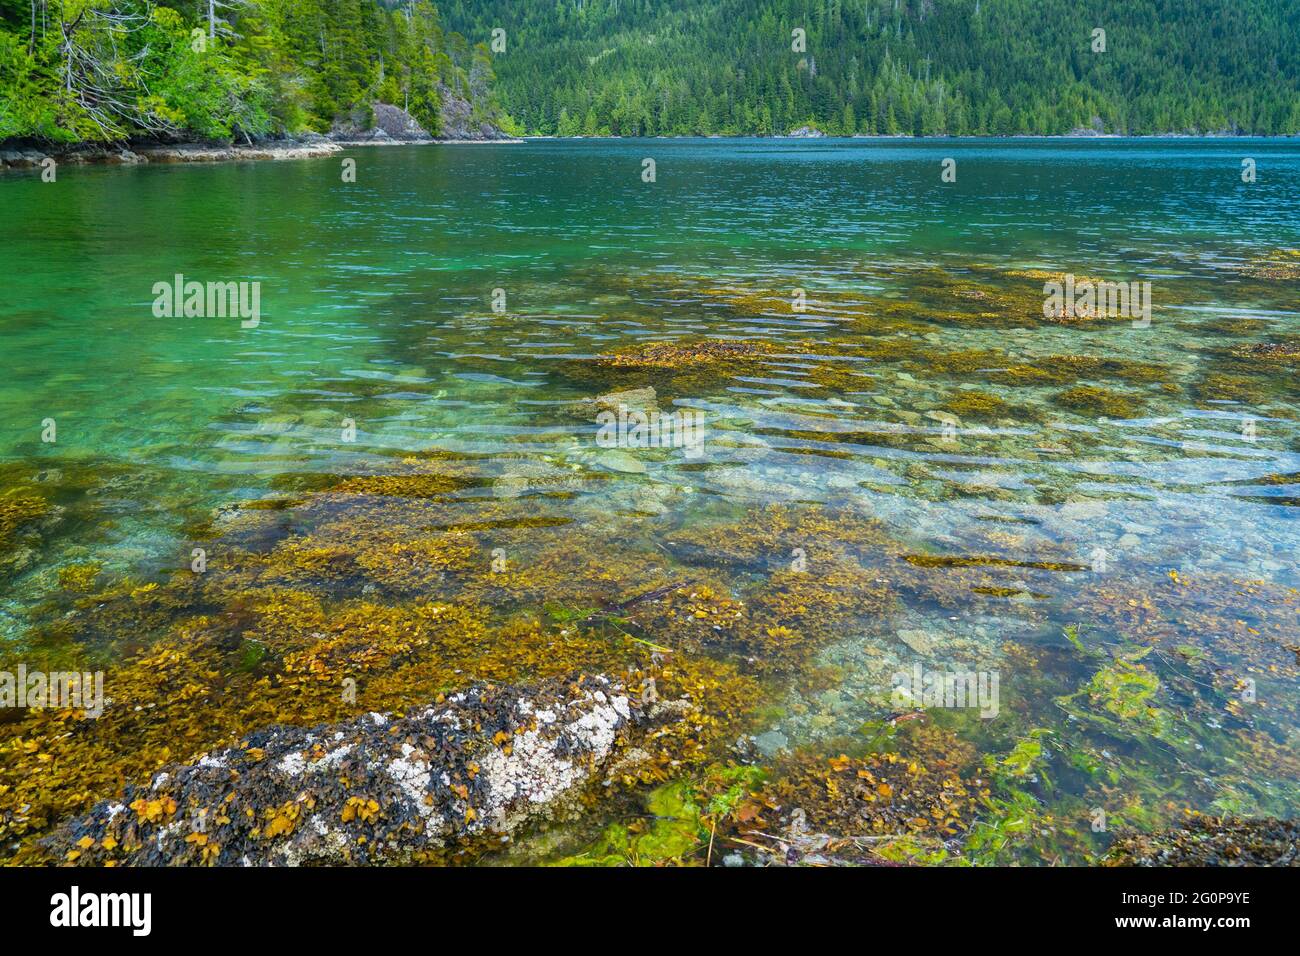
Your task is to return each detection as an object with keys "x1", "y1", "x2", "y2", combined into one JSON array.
[
  {"x1": 553, "y1": 781, "x2": 704, "y2": 866},
  {"x1": 993, "y1": 732, "x2": 1050, "y2": 780},
  {"x1": 1056, "y1": 651, "x2": 1174, "y2": 741}
]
